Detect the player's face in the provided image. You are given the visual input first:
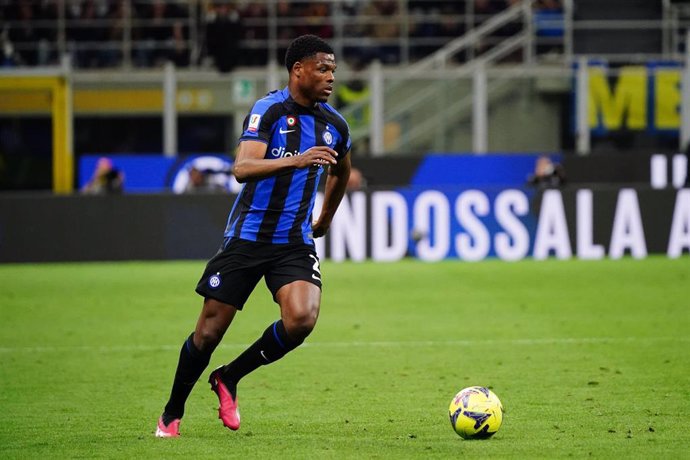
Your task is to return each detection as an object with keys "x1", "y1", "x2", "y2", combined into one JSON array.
[{"x1": 299, "y1": 52, "x2": 336, "y2": 103}]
